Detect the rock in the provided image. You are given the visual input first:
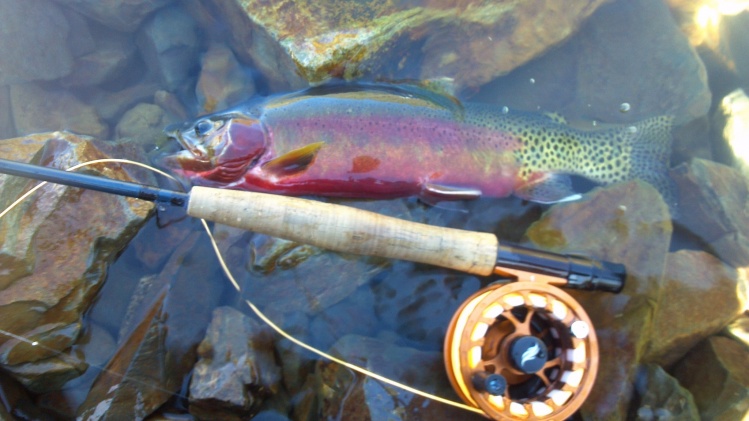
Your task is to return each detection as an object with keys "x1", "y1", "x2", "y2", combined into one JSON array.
[
  {"x1": 61, "y1": 32, "x2": 138, "y2": 88},
  {"x1": 0, "y1": 86, "x2": 14, "y2": 139},
  {"x1": 673, "y1": 336, "x2": 749, "y2": 420},
  {"x1": 0, "y1": 133, "x2": 154, "y2": 392},
  {"x1": 10, "y1": 83, "x2": 109, "y2": 139},
  {"x1": 0, "y1": 0, "x2": 73, "y2": 85},
  {"x1": 643, "y1": 250, "x2": 747, "y2": 366},
  {"x1": 50, "y1": 0, "x2": 175, "y2": 33},
  {"x1": 214, "y1": 0, "x2": 609, "y2": 89},
  {"x1": 671, "y1": 159, "x2": 749, "y2": 267},
  {"x1": 474, "y1": 0, "x2": 710, "y2": 126},
  {"x1": 524, "y1": 180, "x2": 672, "y2": 420},
  {"x1": 196, "y1": 44, "x2": 256, "y2": 114},
  {"x1": 189, "y1": 306, "x2": 282, "y2": 421},
  {"x1": 212, "y1": 224, "x2": 387, "y2": 315},
  {"x1": 0, "y1": 369, "x2": 58, "y2": 420},
  {"x1": 632, "y1": 364, "x2": 699, "y2": 421},
  {"x1": 115, "y1": 103, "x2": 168, "y2": 140},
  {"x1": 77, "y1": 229, "x2": 224, "y2": 420},
  {"x1": 87, "y1": 82, "x2": 163, "y2": 122},
  {"x1": 373, "y1": 261, "x2": 481, "y2": 350},
  {"x1": 0, "y1": 133, "x2": 49, "y2": 191},
  {"x1": 137, "y1": 5, "x2": 200, "y2": 96},
  {"x1": 314, "y1": 334, "x2": 484, "y2": 420}
]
